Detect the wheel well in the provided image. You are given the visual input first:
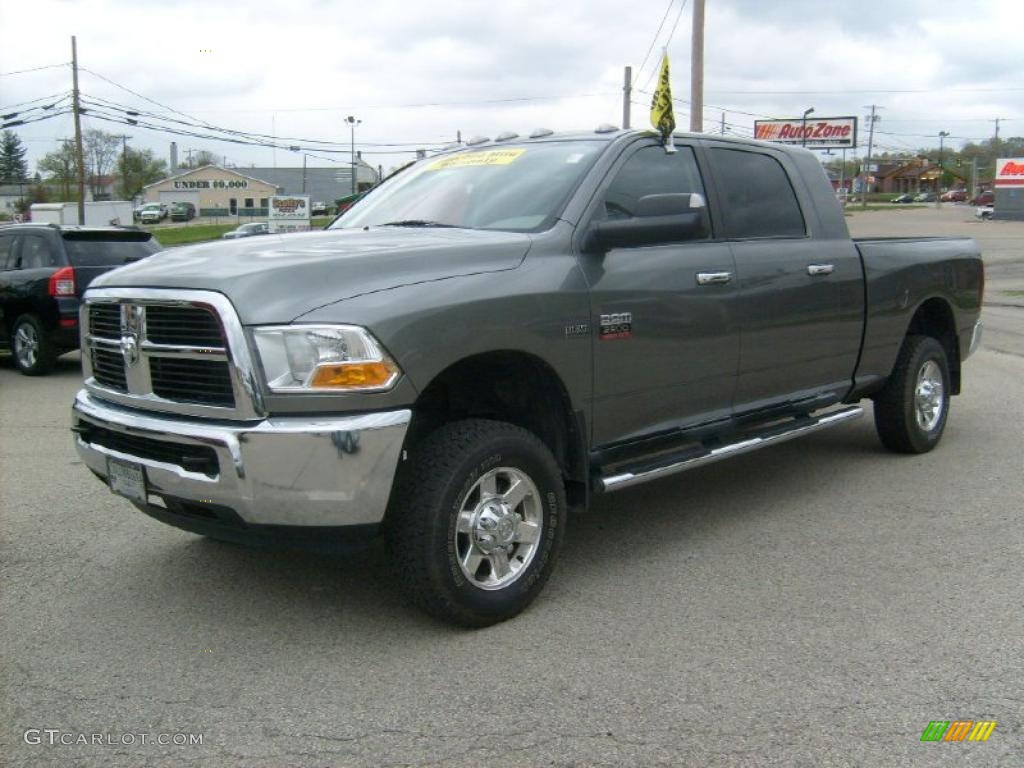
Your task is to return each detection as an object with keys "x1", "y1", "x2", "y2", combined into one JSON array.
[
  {"x1": 906, "y1": 298, "x2": 961, "y2": 394},
  {"x1": 404, "y1": 352, "x2": 588, "y2": 505}
]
